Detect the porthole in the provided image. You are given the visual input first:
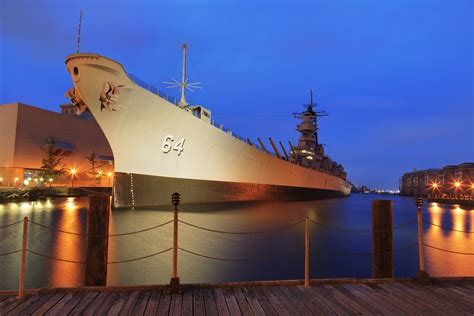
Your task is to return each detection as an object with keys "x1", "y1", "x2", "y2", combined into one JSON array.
[{"x1": 73, "y1": 67, "x2": 79, "y2": 75}]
